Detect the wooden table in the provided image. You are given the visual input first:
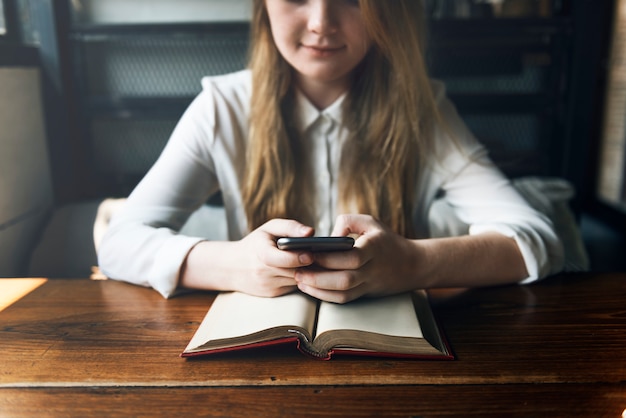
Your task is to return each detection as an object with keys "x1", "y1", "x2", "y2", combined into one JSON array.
[{"x1": 1, "y1": 273, "x2": 625, "y2": 417}]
